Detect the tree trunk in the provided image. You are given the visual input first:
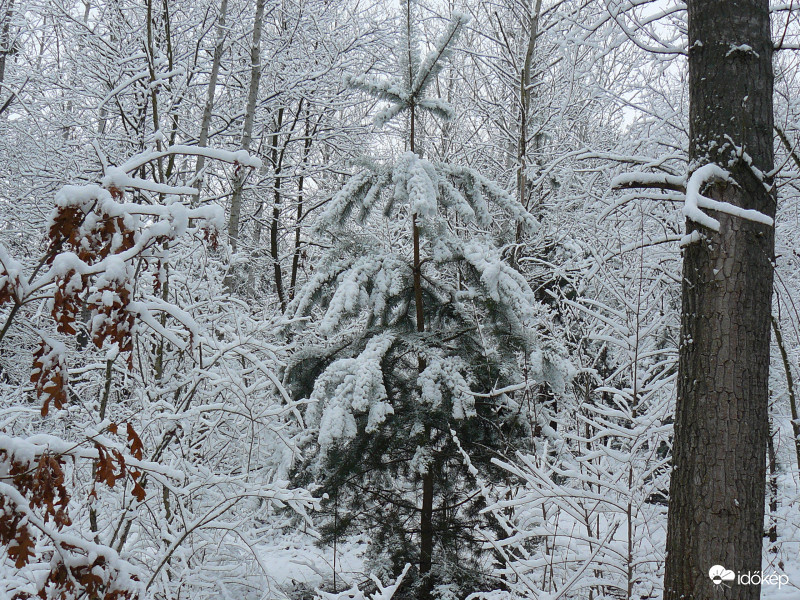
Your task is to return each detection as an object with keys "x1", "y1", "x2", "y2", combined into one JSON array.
[
  {"x1": 193, "y1": 0, "x2": 229, "y2": 195},
  {"x1": 516, "y1": 0, "x2": 542, "y2": 215},
  {"x1": 227, "y1": 0, "x2": 265, "y2": 253},
  {"x1": 664, "y1": 2, "x2": 775, "y2": 599},
  {"x1": 766, "y1": 418, "x2": 778, "y2": 552},
  {"x1": 269, "y1": 106, "x2": 286, "y2": 310},
  {"x1": 290, "y1": 110, "x2": 315, "y2": 300},
  {"x1": 513, "y1": 0, "x2": 542, "y2": 255},
  {"x1": 0, "y1": 0, "x2": 15, "y2": 87},
  {"x1": 772, "y1": 316, "x2": 800, "y2": 471},
  {"x1": 410, "y1": 103, "x2": 434, "y2": 600}
]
